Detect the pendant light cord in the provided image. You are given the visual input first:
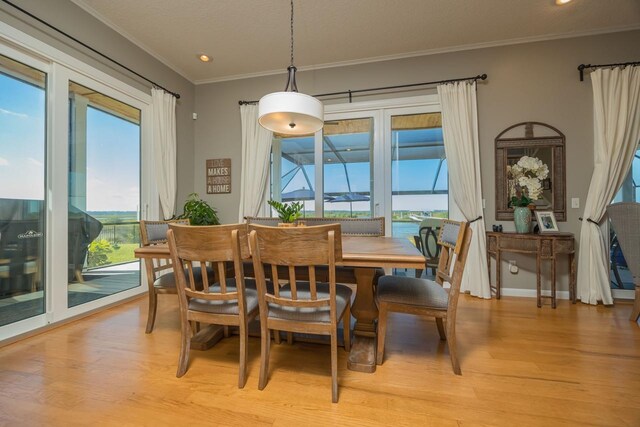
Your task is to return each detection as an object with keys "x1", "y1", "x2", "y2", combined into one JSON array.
[{"x1": 290, "y1": 0, "x2": 295, "y2": 67}]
